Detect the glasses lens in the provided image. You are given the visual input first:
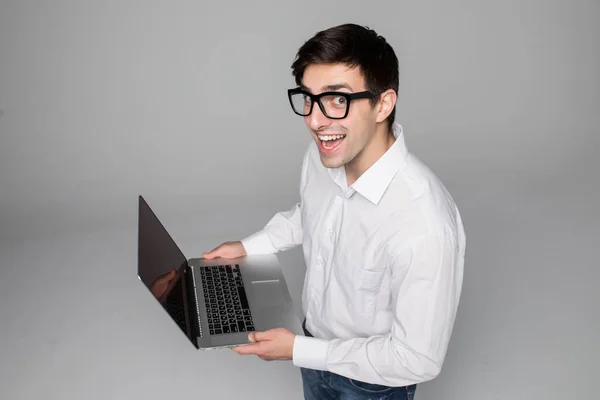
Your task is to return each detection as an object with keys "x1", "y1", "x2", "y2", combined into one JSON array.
[
  {"x1": 319, "y1": 94, "x2": 348, "y2": 118},
  {"x1": 290, "y1": 93, "x2": 311, "y2": 116}
]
